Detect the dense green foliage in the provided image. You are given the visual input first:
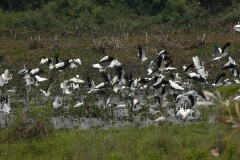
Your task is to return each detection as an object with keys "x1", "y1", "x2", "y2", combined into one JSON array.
[{"x1": 0, "y1": 0, "x2": 240, "y2": 34}]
